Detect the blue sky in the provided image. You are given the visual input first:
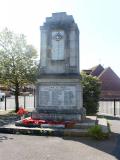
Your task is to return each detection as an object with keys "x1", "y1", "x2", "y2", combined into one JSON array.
[{"x1": 0, "y1": 0, "x2": 120, "y2": 76}]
